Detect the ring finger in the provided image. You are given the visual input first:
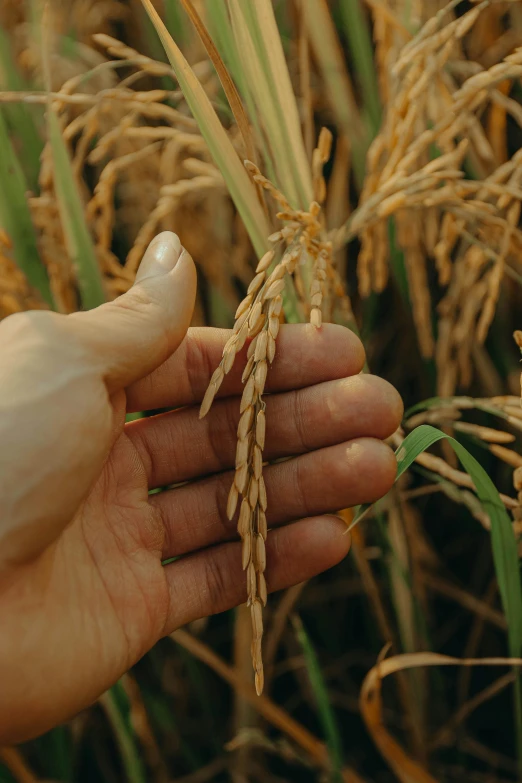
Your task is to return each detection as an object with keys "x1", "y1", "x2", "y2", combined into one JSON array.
[{"x1": 152, "y1": 436, "x2": 397, "y2": 560}]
